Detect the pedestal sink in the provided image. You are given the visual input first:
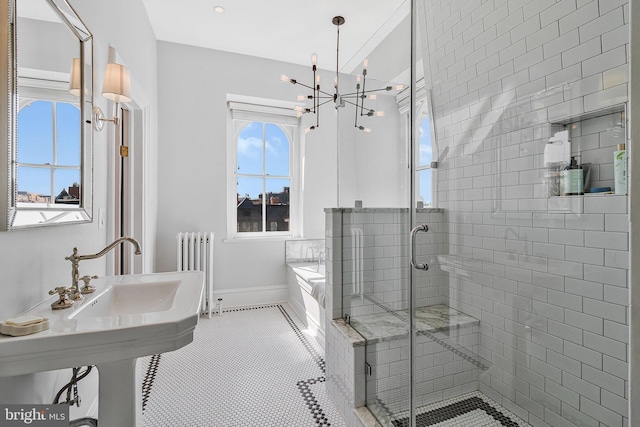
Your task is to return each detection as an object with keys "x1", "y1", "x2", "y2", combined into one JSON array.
[{"x1": 0, "y1": 271, "x2": 204, "y2": 427}]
